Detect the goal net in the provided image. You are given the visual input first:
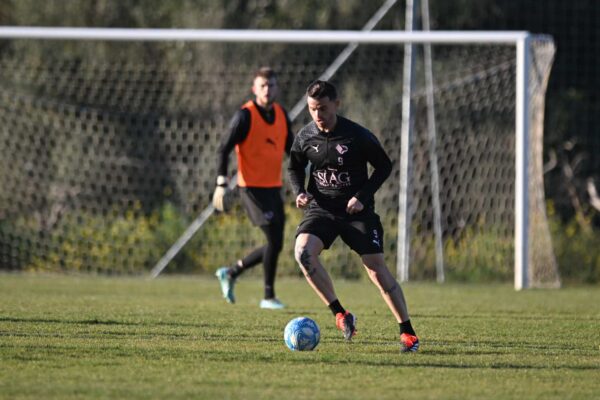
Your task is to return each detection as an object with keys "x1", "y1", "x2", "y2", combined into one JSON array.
[{"x1": 0, "y1": 29, "x2": 560, "y2": 287}]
